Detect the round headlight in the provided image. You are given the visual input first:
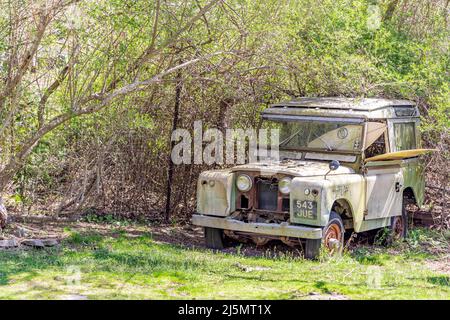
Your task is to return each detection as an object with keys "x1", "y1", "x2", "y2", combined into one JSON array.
[
  {"x1": 236, "y1": 174, "x2": 252, "y2": 192},
  {"x1": 304, "y1": 188, "x2": 310, "y2": 195},
  {"x1": 279, "y1": 177, "x2": 292, "y2": 194}
]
